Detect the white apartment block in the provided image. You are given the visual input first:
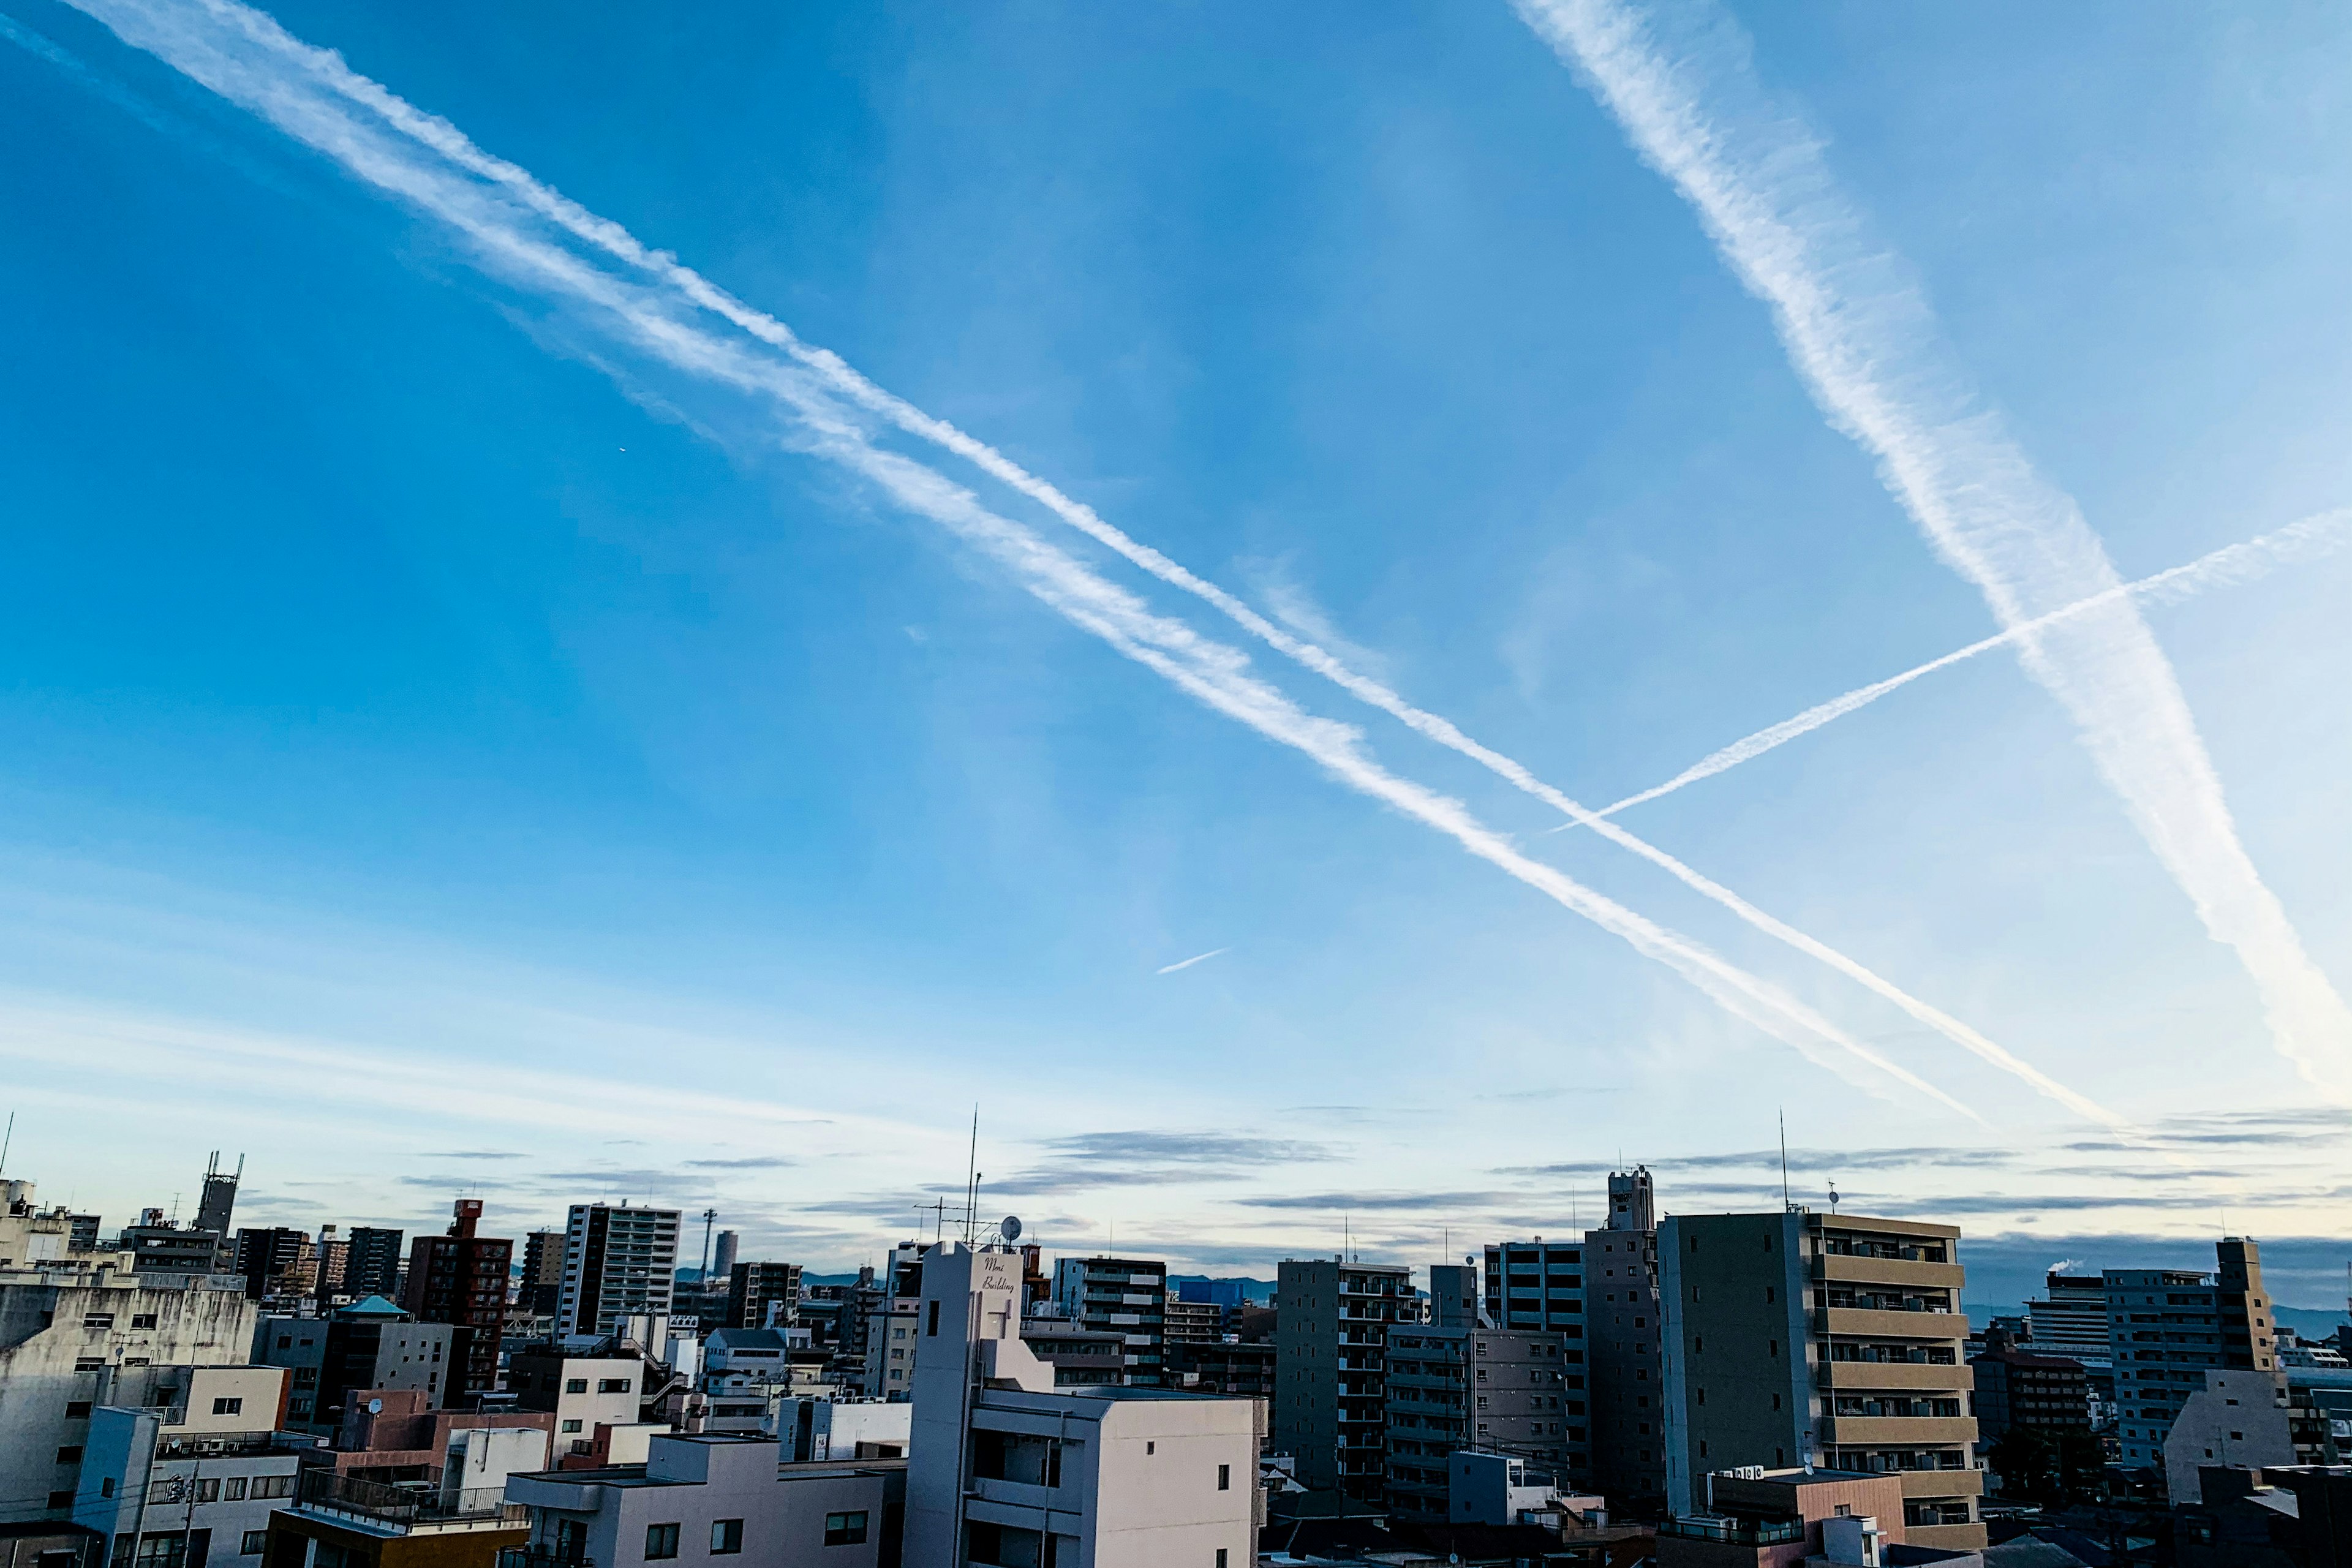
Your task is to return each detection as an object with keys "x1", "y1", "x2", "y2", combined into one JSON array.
[
  {"x1": 909, "y1": 1244, "x2": 1255, "y2": 1568},
  {"x1": 557, "y1": 1206, "x2": 680, "y2": 1339}
]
